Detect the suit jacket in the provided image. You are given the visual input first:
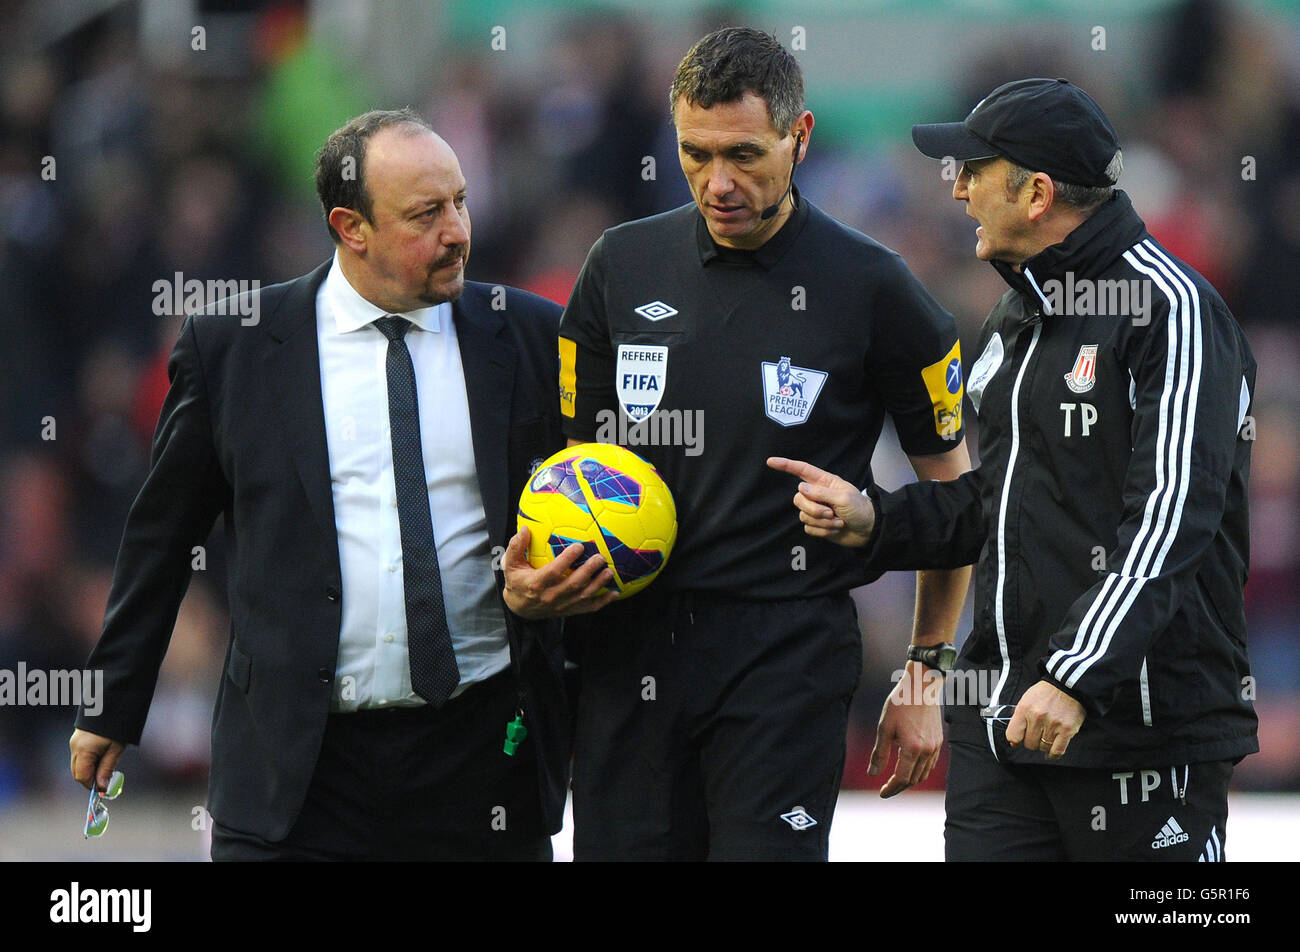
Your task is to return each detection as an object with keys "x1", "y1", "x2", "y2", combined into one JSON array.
[{"x1": 75, "y1": 262, "x2": 570, "y2": 841}]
